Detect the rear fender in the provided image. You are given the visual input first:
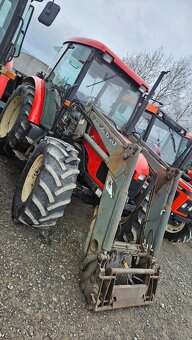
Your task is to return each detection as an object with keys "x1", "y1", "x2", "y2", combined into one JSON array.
[
  {"x1": 25, "y1": 76, "x2": 45, "y2": 125},
  {"x1": 0, "y1": 61, "x2": 13, "y2": 99}
]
